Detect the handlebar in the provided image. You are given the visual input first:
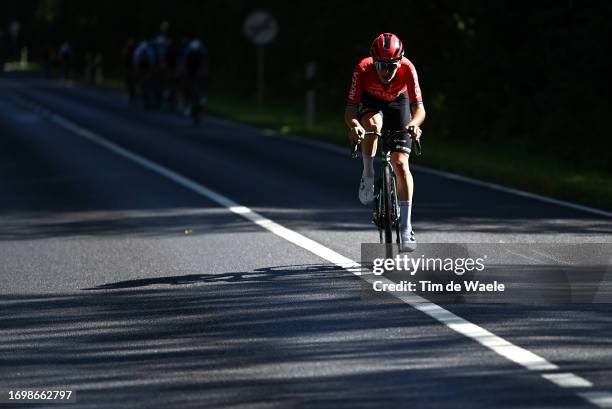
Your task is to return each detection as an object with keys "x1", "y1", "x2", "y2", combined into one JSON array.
[
  {"x1": 350, "y1": 142, "x2": 360, "y2": 158},
  {"x1": 407, "y1": 126, "x2": 422, "y2": 156},
  {"x1": 414, "y1": 139, "x2": 422, "y2": 156},
  {"x1": 351, "y1": 131, "x2": 380, "y2": 158},
  {"x1": 350, "y1": 129, "x2": 422, "y2": 158}
]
